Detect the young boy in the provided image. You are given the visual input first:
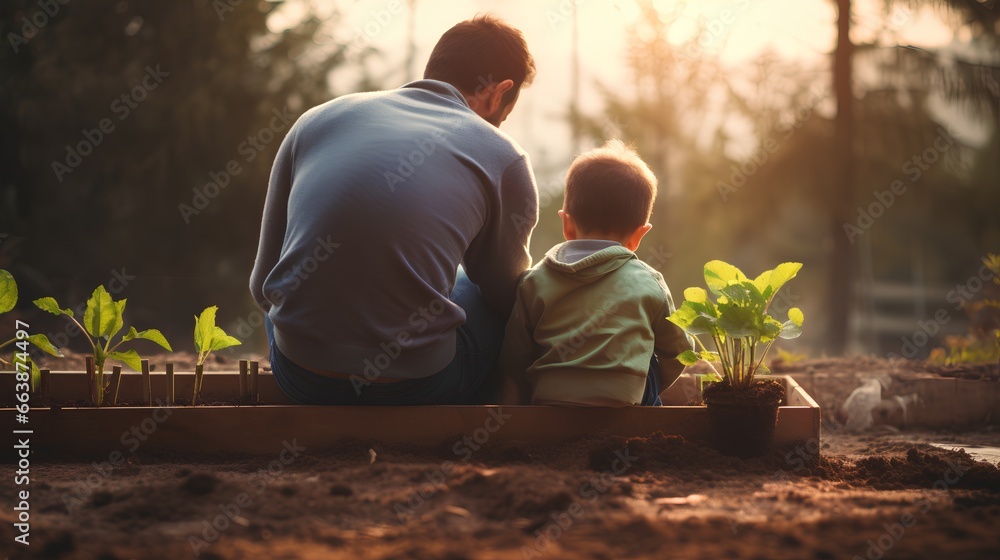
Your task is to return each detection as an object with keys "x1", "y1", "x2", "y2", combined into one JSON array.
[{"x1": 496, "y1": 140, "x2": 692, "y2": 406}]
